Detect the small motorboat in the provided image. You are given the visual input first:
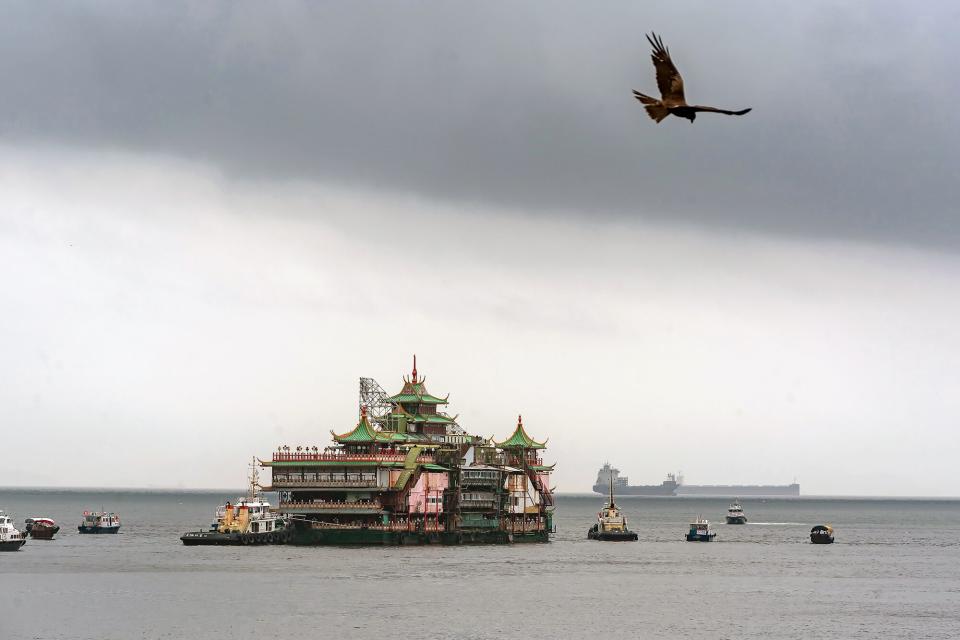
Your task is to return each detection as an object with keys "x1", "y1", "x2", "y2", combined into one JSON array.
[
  {"x1": 78, "y1": 511, "x2": 121, "y2": 534},
  {"x1": 685, "y1": 515, "x2": 716, "y2": 541},
  {"x1": 810, "y1": 524, "x2": 834, "y2": 544},
  {"x1": 587, "y1": 471, "x2": 638, "y2": 541},
  {"x1": 0, "y1": 511, "x2": 27, "y2": 551},
  {"x1": 725, "y1": 499, "x2": 747, "y2": 525},
  {"x1": 25, "y1": 517, "x2": 60, "y2": 540}
]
